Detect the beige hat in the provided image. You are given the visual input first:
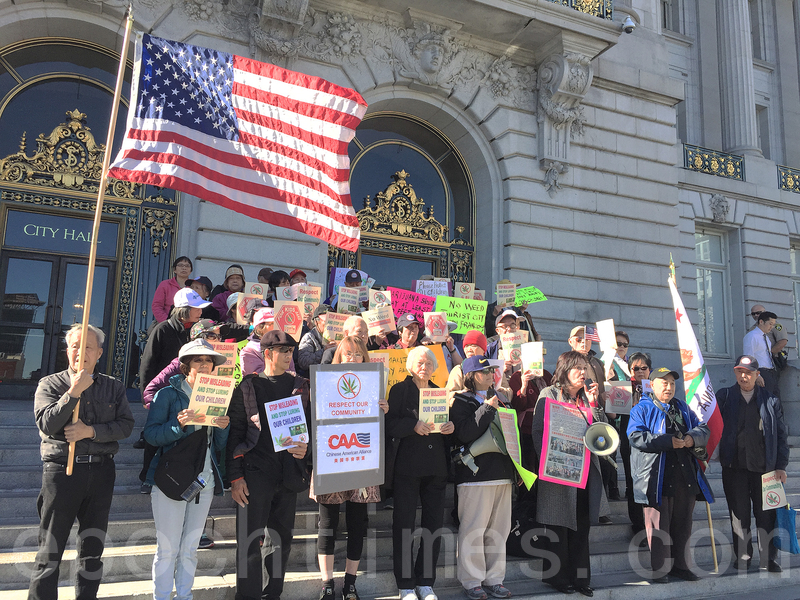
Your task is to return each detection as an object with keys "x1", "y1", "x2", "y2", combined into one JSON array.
[{"x1": 569, "y1": 326, "x2": 585, "y2": 338}]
